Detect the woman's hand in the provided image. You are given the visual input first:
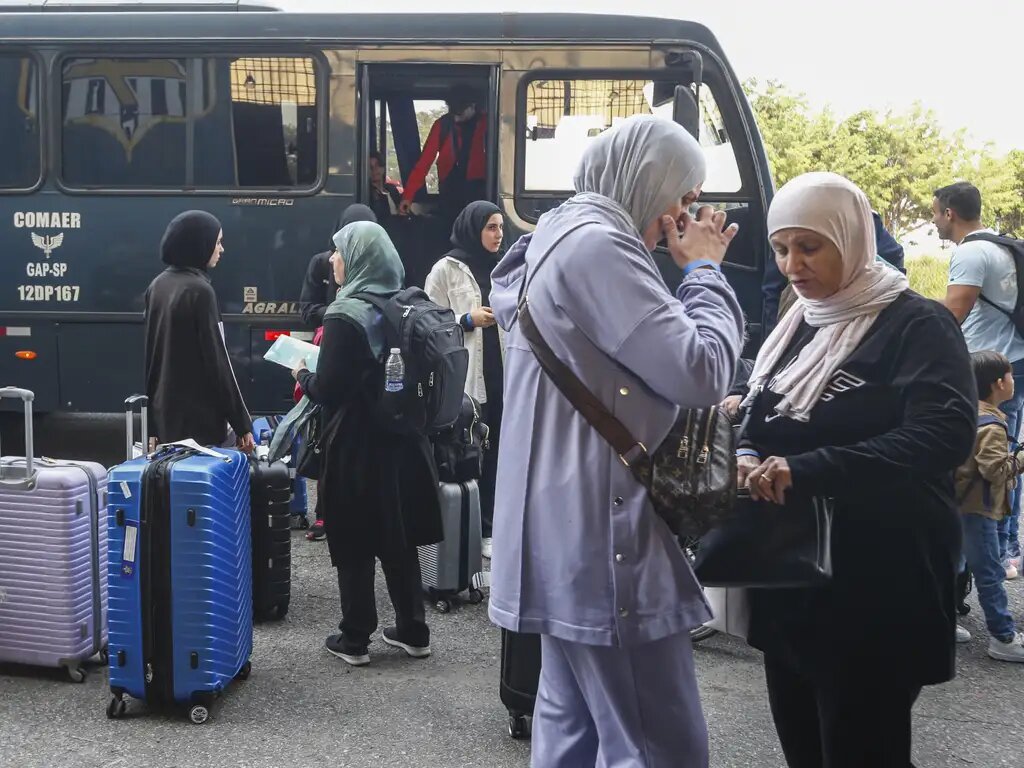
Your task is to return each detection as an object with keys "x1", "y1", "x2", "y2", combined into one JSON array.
[
  {"x1": 746, "y1": 456, "x2": 793, "y2": 505},
  {"x1": 720, "y1": 394, "x2": 743, "y2": 420},
  {"x1": 291, "y1": 359, "x2": 307, "y2": 381},
  {"x1": 470, "y1": 306, "x2": 496, "y2": 328},
  {"x1": 737, "y1": 453, "x2": 760, "y2": 489},
  {"x1": 662, "y1": 205, "x2": 739, "y2": 271}
]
